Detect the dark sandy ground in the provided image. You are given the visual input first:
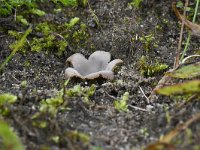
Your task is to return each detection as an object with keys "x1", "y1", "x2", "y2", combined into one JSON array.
[{"x1": 0, "y1": 0, "x2": 200, "y2": 149}]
